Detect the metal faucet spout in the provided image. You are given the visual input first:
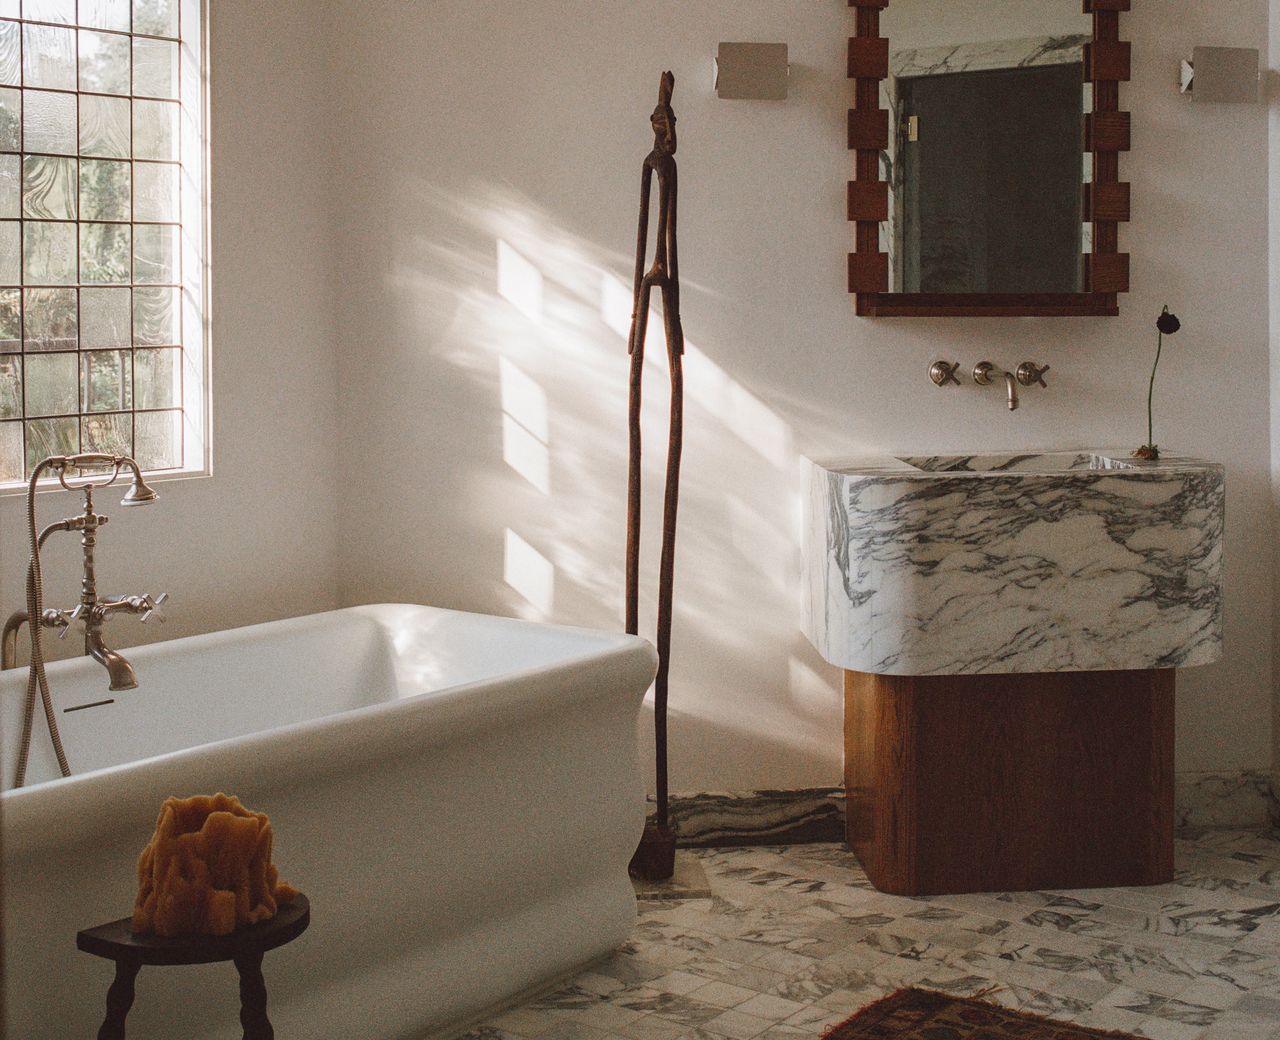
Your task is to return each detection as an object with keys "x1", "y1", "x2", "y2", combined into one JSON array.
[
  {"x1": 1003, "y1": 370, "x2": 1019, "y2": 411},
  {"x1": 86, "y1": 630, "x2": 137, "y2": 691}
]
